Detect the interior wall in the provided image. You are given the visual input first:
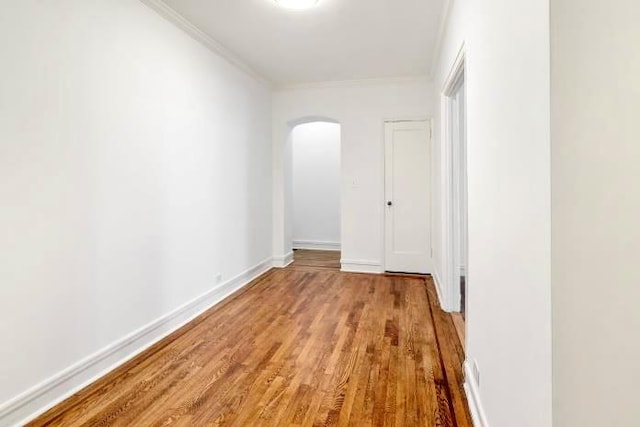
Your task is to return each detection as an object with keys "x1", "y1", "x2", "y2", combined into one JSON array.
[
  {"x1": 551, "y1": 0, "x2": 640, "y2": 425},
  {"x1": 292, "y1": 122, "x2": 341, "y2": 250},
  {"x1": 432, "y1": 0, "x2": 552, "y2": 425},
  {"x1": 0, "y1": 0, "x2": 272, "y2": 423},
  {"x1": 273, "y1": 79, "x2": 435, "y2": 272}
]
